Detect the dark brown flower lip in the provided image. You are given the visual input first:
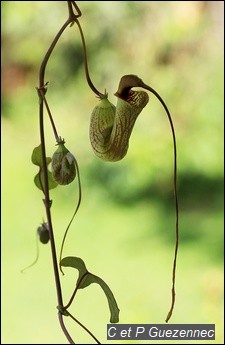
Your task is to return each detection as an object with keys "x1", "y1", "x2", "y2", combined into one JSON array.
[
  {"x1": 114, "y1": 74, "x2": 144, "y2": 99},
  {"x1": 126, "y1": 90, "x2": 149, "y2": 107},
  {"x1": 114, "y1": 87, "x2": 131, "y2": 101},
  {"x1": 115, "y1": 89, "x2": 149, "y2": 108}
]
